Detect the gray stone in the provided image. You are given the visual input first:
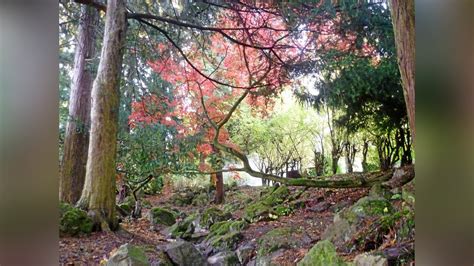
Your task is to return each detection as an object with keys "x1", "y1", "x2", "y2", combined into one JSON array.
[
  {"x1": 165, "y1": 240, "x2": 206, "y2": 266},
  {"x1": 106, "y1": 244, "x2": 150, "y2": 266},
  {"x1": 353, "y1": 253, "x2": 388, "y2": 266},
  {"x1": 207, "y1": 251, "x2": 239, "y2": 266},
  {"x1": 236, "y1": 243, "x2": 255, "y2": 264}
]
